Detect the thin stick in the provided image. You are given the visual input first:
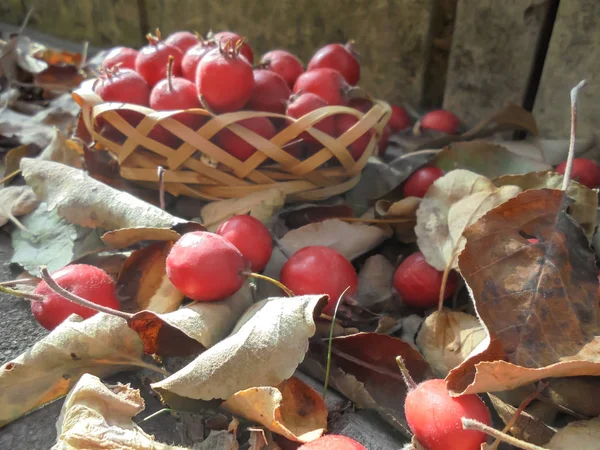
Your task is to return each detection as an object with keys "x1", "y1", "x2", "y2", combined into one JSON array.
[
  {"x1": 461, "y1": 418, "x2": 549, "y2": 450},
  {"x1": 157, "y1": 166, "x2": 166, "y2": 210},
  {"x1": 0, "y1": 169, "x2": 21, "y2": 185},
  {"x1": 561, "y1": 80, "x2": 587, "y2": 191},
  {"x1": 0, "y1": 277, "x2": 38, "y2": 287},
  {"x1": 323, "y1": 286, "x2": 351, "y2": 398},
  {"x1": 337, "y1": 217, "x2": 415, "y2": 224},
  {"x1": 395, "y1": 356, "x2": 417, "y2": 390},
  {"x1": 244, "y1": 271, "x2": 294, "y2": 297},
  {"x1": 40, "y1": 267, "x2": 133, "y2": 320},
  {"x1": 138, "y1": 408, "x2": 172, "y2": 423},
  {"x1": 166, "y1": 55, "x2": 174, "y2": 91},
  {"x1": 0, "y1": 285, "x2": 44, "y2": 302},
  {"x1": 491, "y1": 382, "x2": 548, "y2": 450}
]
